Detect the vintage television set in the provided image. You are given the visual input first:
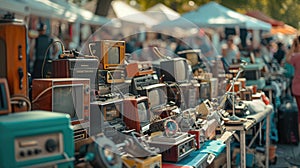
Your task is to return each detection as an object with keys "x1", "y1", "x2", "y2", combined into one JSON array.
[
  {"x1": 123, "y1": 96, "x2": 151, "y2": 134},
  {"x1": 137, "y1": 83, "x2": 168, "y2": 112},
  {"x1": 0, "y1": 78, "x2": 11, "y2": 115},
  {"x1": 32, "y1": 78, "x2": 90, "y2": 143},
  {"x1": 90, "y1": 98, "x2": 125, "y2": 143},
  {"x1": 89, "y1": 40, "x2": 125, "y2": 70},
  {"x1": 159, "y1": 57, "x2": 192, "y2": 83}
]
